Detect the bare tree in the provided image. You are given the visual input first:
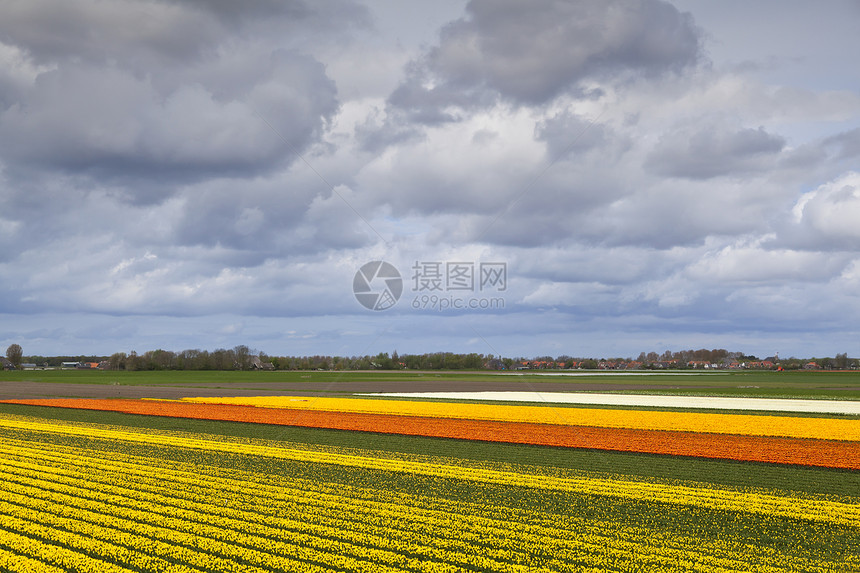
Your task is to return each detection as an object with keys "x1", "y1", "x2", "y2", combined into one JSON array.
[
  {"x1": 107, "y1": 352, "x2": 127, "y2": 370},
  {"x1": 234, "y1": 345, "x2": 251, "y2": 370},
  {"x1": 5, "y1": 344, "x2": 23, "y2": 368}
]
